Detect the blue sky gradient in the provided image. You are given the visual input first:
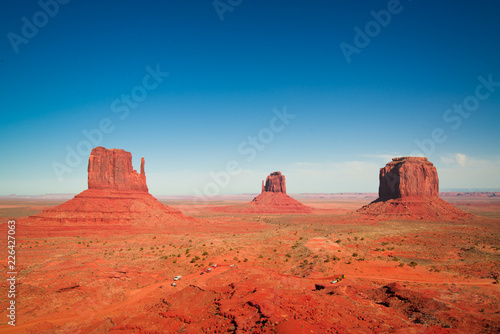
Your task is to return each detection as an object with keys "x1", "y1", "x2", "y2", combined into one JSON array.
[{"x1": 1, "y1": 0, "x2": 499, "y2": 196}]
